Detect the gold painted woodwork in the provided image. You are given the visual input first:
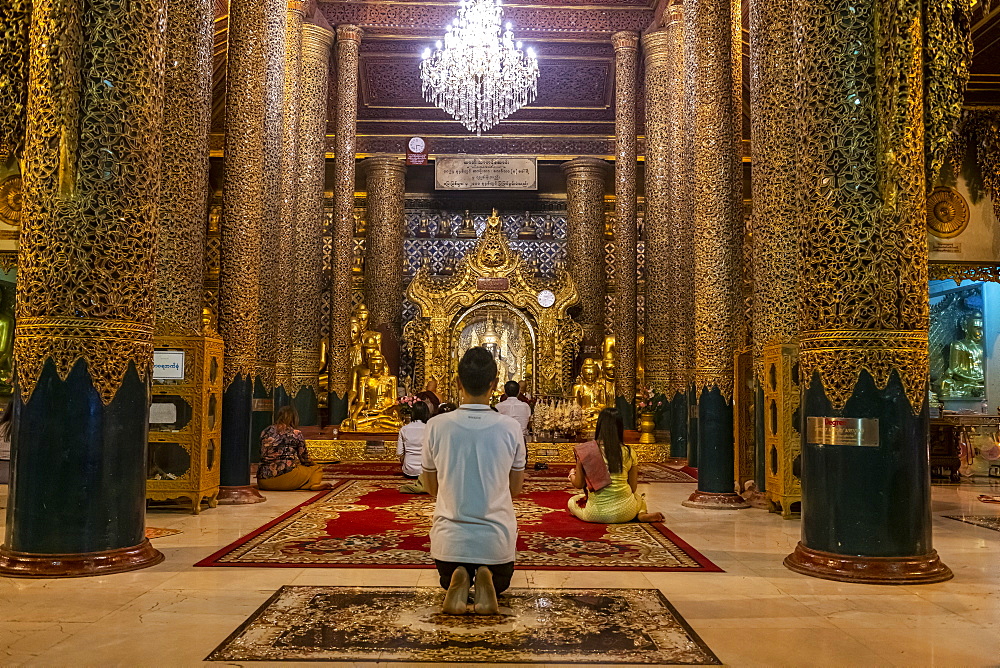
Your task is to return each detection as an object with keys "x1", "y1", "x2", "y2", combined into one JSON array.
[
  {"x1": 292, "y1": 22, "x2": 334, "y2": 398},
  {"x1": 147, "y1": 335, "x2": 224, "y2": 513},
  {"x1": 691, "y1": 0, "x2": 743, "y2": 402},
  {"x1": 748, "y1": 0, "x2": 797, "y2": 377},
  {"x1": 220, "y1": 0, "x2": 266, "y2": 388},
  {"x1": 17, "y1": 0, "x2": 167, "y2": 405},
  {"x1": 762, "y1": 342, "x2": 800, "y2": 519},
  {"x1": 929, "y1": 262, "x2": 1000, "y2": 283},
  {"x1": 404, "y1": 210, "x2": 581, "y2": 398},
  {"x1": 0, "y1": 0, "x2": 28, "y2": 157},
  {"x1": 329, "y1": 24, "x2": 363, "y2": 396},
  {"x1": 612, "y1": 30, "x2": 639, "y2": 403},
  {"x1": 361, "y1": 156, "x2": 407, "y2": 352},
  {"x1": 795, "y1": 0, "x2": 929, "y2": 414},
  {"x1": 561, "y1": 158, "x2": 610, "y2": 349},
  {"x1": 642, "y1": 15, "x2": 685, "y2": 395},
  {"x1": 275, "y1": 1, "x2": 305, "y2": 396},
  {"x1": 306, "y1": 439, "x2": 671, "y2": 465},
  {"x1": 158, "y1": 0, "x2": 214, "y2": 339}
]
